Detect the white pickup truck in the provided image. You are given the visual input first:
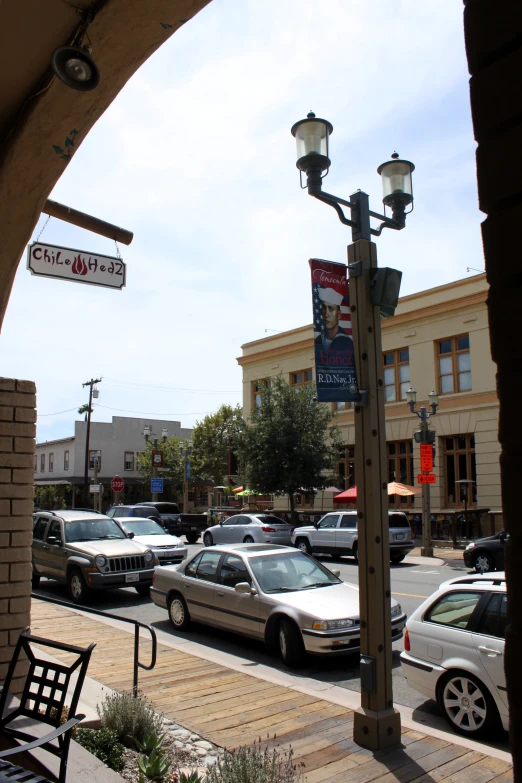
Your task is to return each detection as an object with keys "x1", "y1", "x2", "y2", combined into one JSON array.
[{"x1": 291, "y1": 510, "x2": 415, "y2": 564}]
